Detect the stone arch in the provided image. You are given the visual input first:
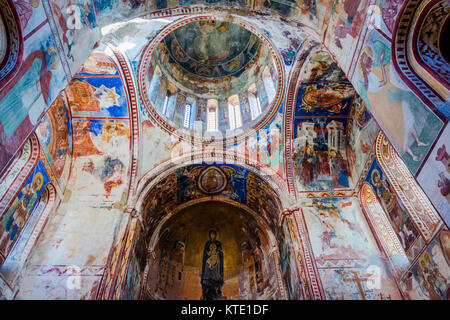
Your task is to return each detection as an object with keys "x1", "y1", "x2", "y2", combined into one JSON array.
[
  {"x1": 119, "y1": 159, "x2": 292, "y2": 300},
  {"x1": 0, "y1": 183, "x2": 57, "y2": 298},
  {"x1": 134, "y1": 150, "x2": 292, "y2": 213}
]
